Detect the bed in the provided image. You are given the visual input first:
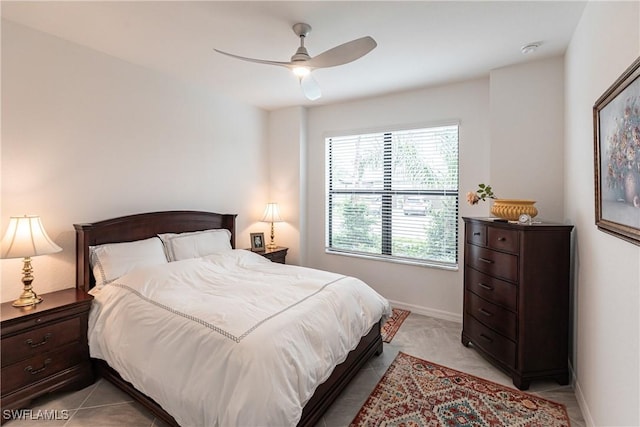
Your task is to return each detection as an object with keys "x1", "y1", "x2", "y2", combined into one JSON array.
[{"x1": 74, "y1": 210, "x2": 390, "y2": 426}]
